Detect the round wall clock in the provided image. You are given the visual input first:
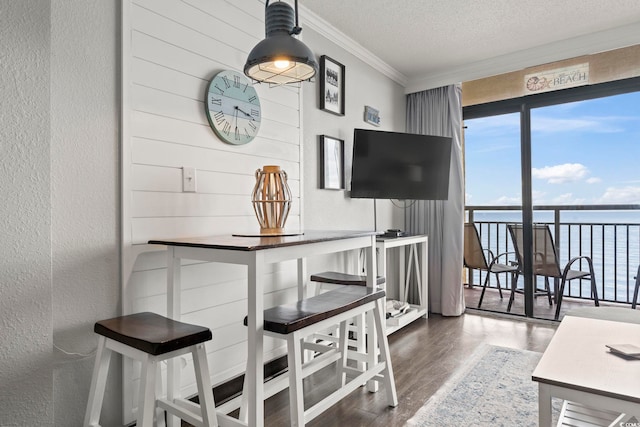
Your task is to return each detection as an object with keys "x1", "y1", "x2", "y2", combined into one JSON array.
[{"x1": 205, "y1": 70, "x2": 261, "y2": 145}]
